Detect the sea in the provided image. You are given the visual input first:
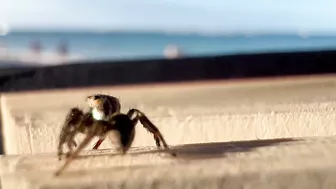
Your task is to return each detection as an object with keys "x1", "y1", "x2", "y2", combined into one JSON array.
[{"x1": 2, "y1": 31, "x2": 336, "y2": 62}]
